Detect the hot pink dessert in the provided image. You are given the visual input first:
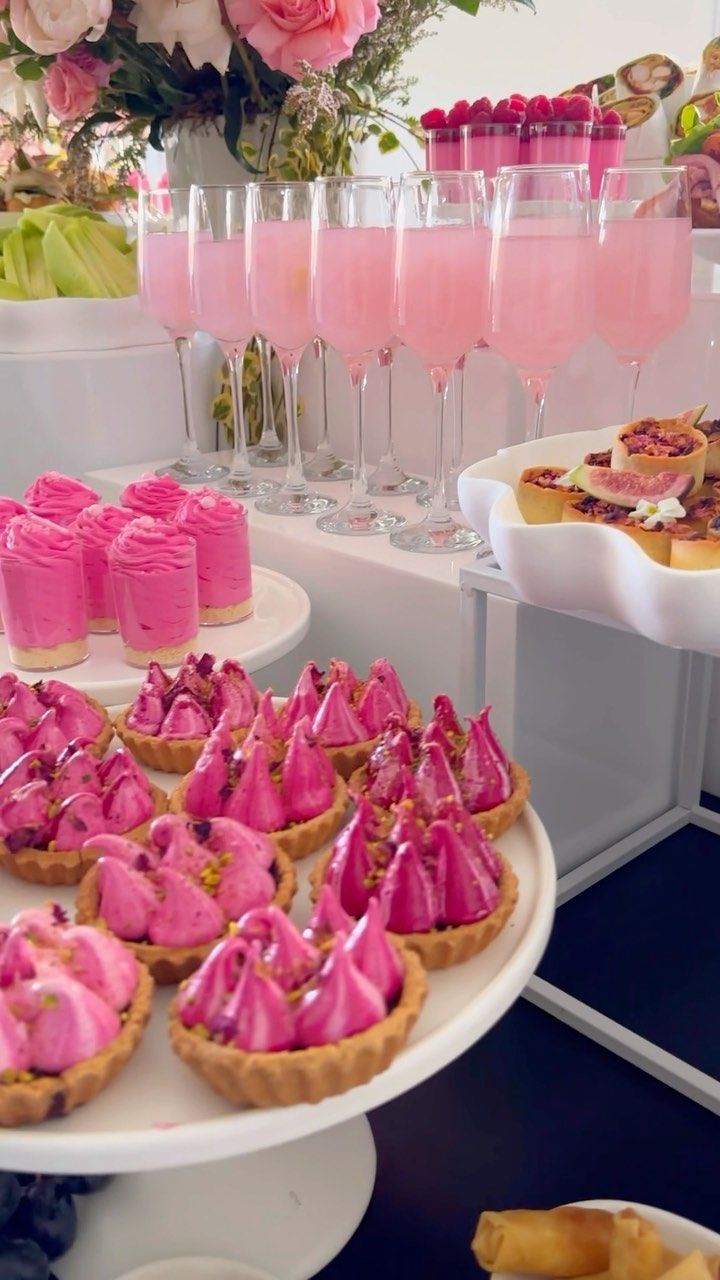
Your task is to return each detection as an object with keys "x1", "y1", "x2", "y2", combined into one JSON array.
[
  {"x1": 0, "y1": 515, "x2": 88, "y2": 671},
  {"x1": 0, "y1": 903, "x2": 151, "y2": 1127},
  {"x1": 115, "y1": 653, "x2": 260, "y2": 773},
  {"x1": 71, "y1": 503, "x2": 136, "y2": 634},
  {"x1": 23, "y1": 472, "x2": 100, "y2": 527},
  {"x1": 168, "y1": 895, "x2": 426, "y2": 1107},
  {"x1": 119, "y1": 473, "x2": 186, "y2": 520},
  {"x1": 76, "y1": 813, "x2": 296, "y2": 983},
  {"x1": 0, "y1": 673, "x2": 112, "y2": 766},
  {"x1": 169, "y1": 713, "x2": 347, "y2": 860},
  {"x1": 108, "y1": 517, "x2": 199, "y2": 668},
  {"x1": 0, "y1": 498, "x2": 26, "y2": 635},
  {"x1": 175, "y1": 489, "x2": 253, "y2": 626},
  {"x1": 0, "y1": 743, "x2": 165, "y2": 885}
]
